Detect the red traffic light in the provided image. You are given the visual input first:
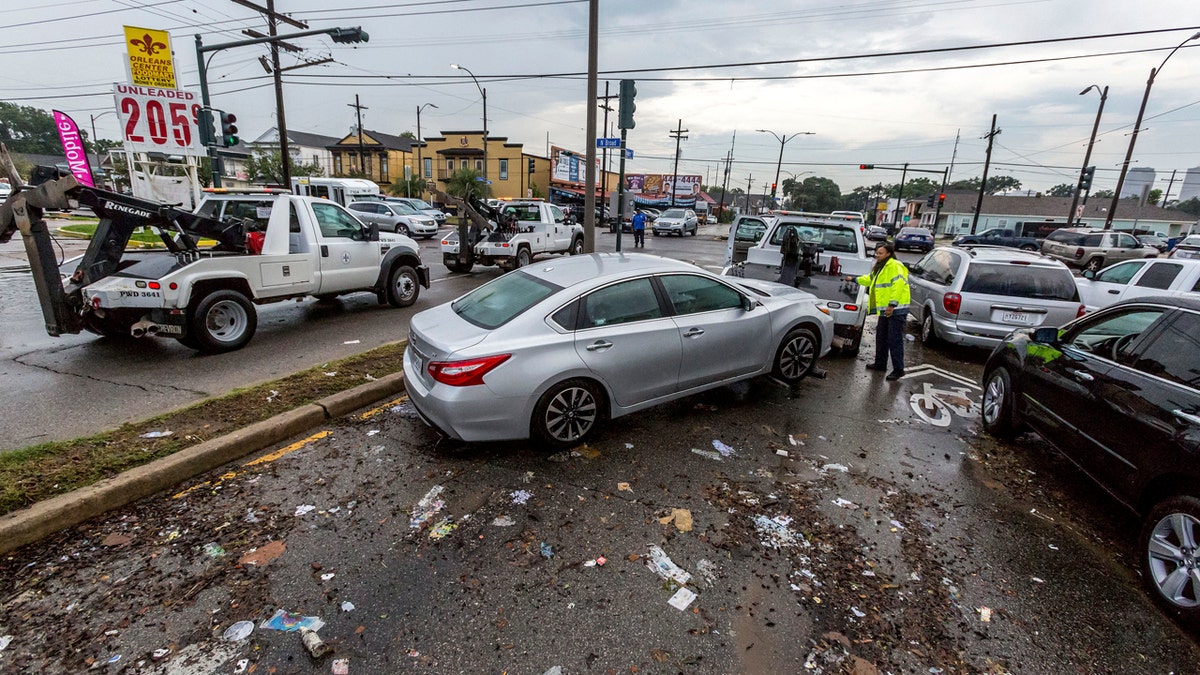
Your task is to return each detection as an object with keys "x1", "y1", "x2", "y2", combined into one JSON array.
[{"x1": 859, "y1": 164, "x2": 874, "y2": 170}]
